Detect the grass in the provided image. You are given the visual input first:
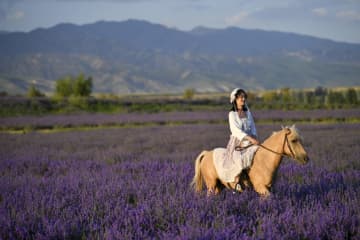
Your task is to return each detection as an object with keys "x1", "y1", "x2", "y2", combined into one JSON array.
[{"x1": 3, "y1": 117, "x2": 360, "y2": 134}]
